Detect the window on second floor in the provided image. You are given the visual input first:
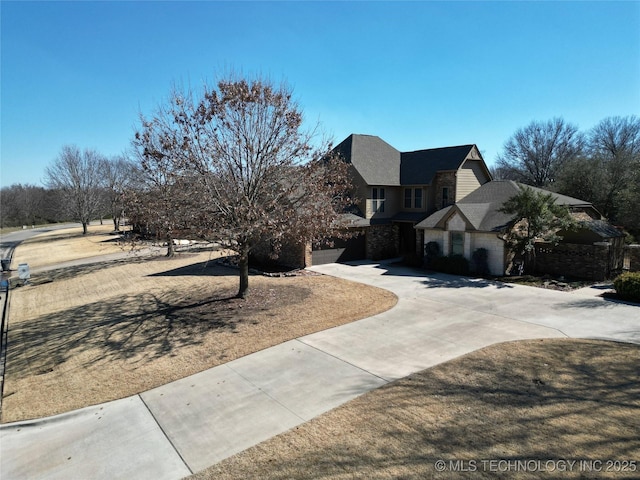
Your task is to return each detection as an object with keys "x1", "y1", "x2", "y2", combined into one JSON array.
[
  {"x1": 372, "y1": 187, "x2": 385, "y2": 213},
  {"x1": 404, "y1": 188, "x2": 423, "y2": 209},
  {"x1": 414, "y1": 188, "x2": 423, "y2": 209},
  {"x1": 404, "y1": 188, "x2": 412, "y2": 208},
  {"x1": 442, "y1": 187, "x2": 450, "y2": 209}
]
